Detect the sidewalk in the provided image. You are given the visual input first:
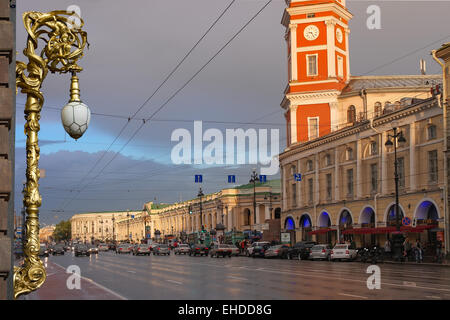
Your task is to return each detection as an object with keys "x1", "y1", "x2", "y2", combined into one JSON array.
[
  {"x1": 383, "y1": 259, "x2": 450, "y2": 268},
  {"x1": 19, "y1": 261, "x2": 126, "y2": 300}
]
